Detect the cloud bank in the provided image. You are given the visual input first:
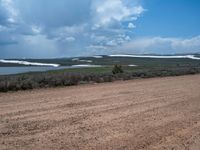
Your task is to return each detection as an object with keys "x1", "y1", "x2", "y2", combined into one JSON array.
[
  {"x1": 0, "y1": 0, "x2": 199, "y2": 58},
  {"x1": 116, "y1": 36, "x2": 200, "y2": 55}
]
